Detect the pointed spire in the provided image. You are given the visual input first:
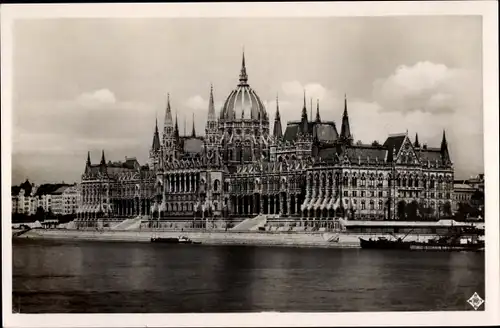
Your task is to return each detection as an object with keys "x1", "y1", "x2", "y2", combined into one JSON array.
[
  {"x1": 151, "y1": 117, "x2": 161, "y2": 151},
  {"x1": 100, "y1": 149, "x2": 106, "y2": 166},
  {"x1": 441, "y1": 129, "x2": 449, "y2": 153},
  {"x1": 300, "y1": 90, "x2": 308, "y2": 134},
  {"x1": 310, "y1": 98, "x2": 313, "y2": 122},
  {"x1": 86, "y1": 151, "x2": 91, "y2": 166},
  {"x1": 207, "y1": 83, "x2": 216, "y2": 121},
  {"x1": 163, "y1": 93, "x2": 173, "y2": 133},
  {"x1": 174, "y1": 113, "x2": 179, "y2": 139},
  {"x1": 275, "y1": 93, "x2": 281, "y2": 120},
  {"x1": 414, "y1": 133, "x2": 420, "y2": 148},
  {"x1": 273, "y1": 94, "x2": 283, "y2": 139},
  {"x1": 301, "y1": 89, "x2": 308, "y2": 120},
  {"x1": 238, "y1": 49, "x2": 248, "y2": 85},
  {"x1": 191, "y1": 113, "x2": 196, "y2": 137},
  {"x1": 315, "y1": 99, "x2": 321, "y2": 123},
  {"x1": 340, "y1": 93, "x2": 353, "y2": 144},
  {"x1": 441, "y1": 129, "x2": 447, "y2": 148}
]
